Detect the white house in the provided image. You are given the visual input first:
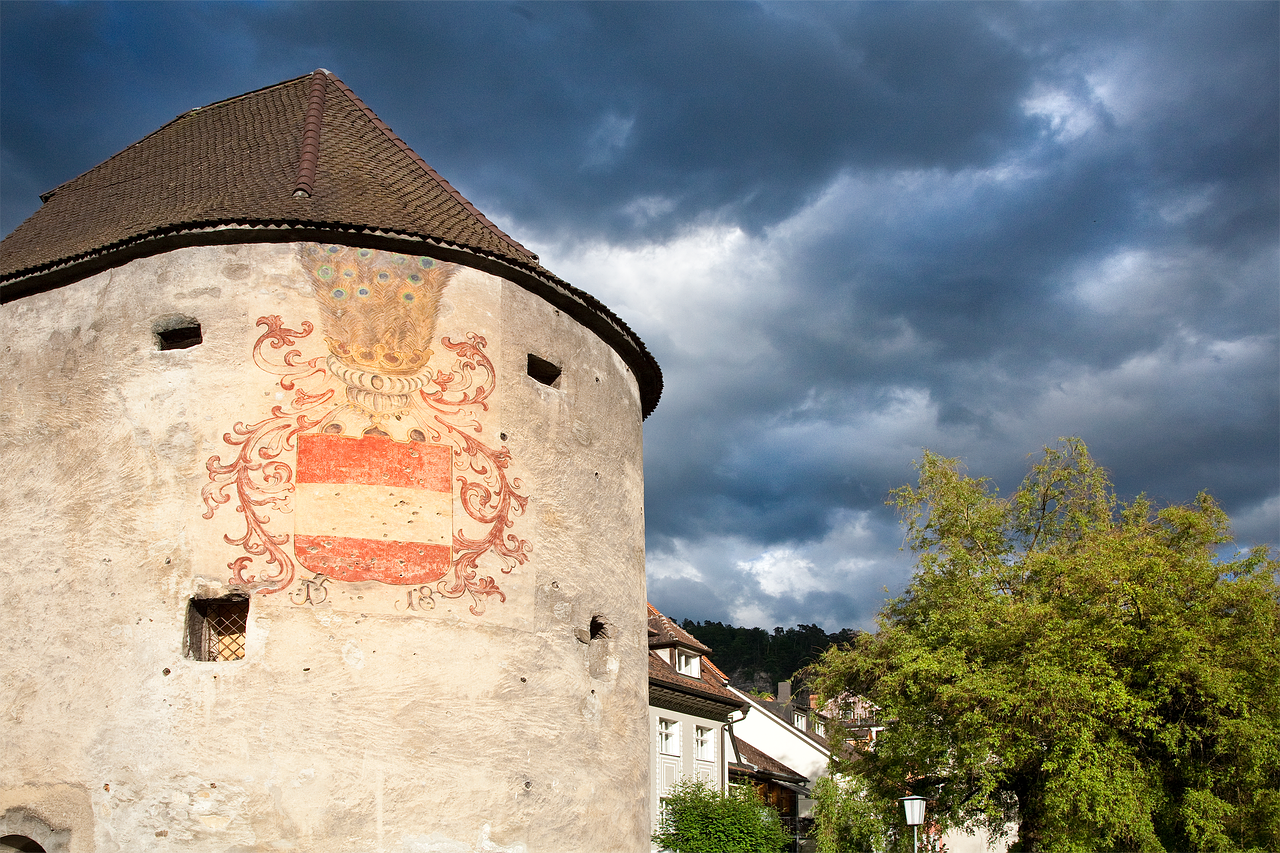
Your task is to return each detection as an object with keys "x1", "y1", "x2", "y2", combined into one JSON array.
[
  {"x1": 647, "y1": 606, "x2": 746, "y2": 844},
  {"x1": 726, "y1": 681, "x2": 833, "y2": 784}
]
